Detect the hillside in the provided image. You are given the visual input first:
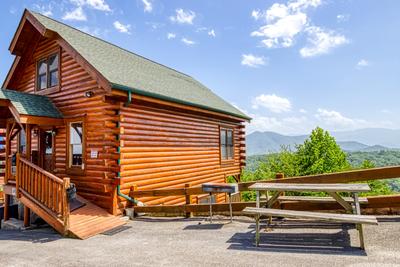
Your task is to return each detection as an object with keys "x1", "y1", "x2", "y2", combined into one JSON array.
[{"x1": 246, "y1": 130, "x2": 396, "y2": 156}]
